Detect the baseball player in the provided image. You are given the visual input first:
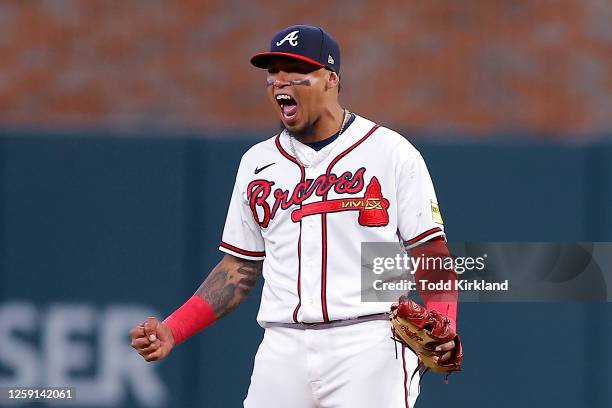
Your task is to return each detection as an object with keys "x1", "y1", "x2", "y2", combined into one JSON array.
[{"x1": 130, "y1": 25, "x2": 459, "y2": 407}]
